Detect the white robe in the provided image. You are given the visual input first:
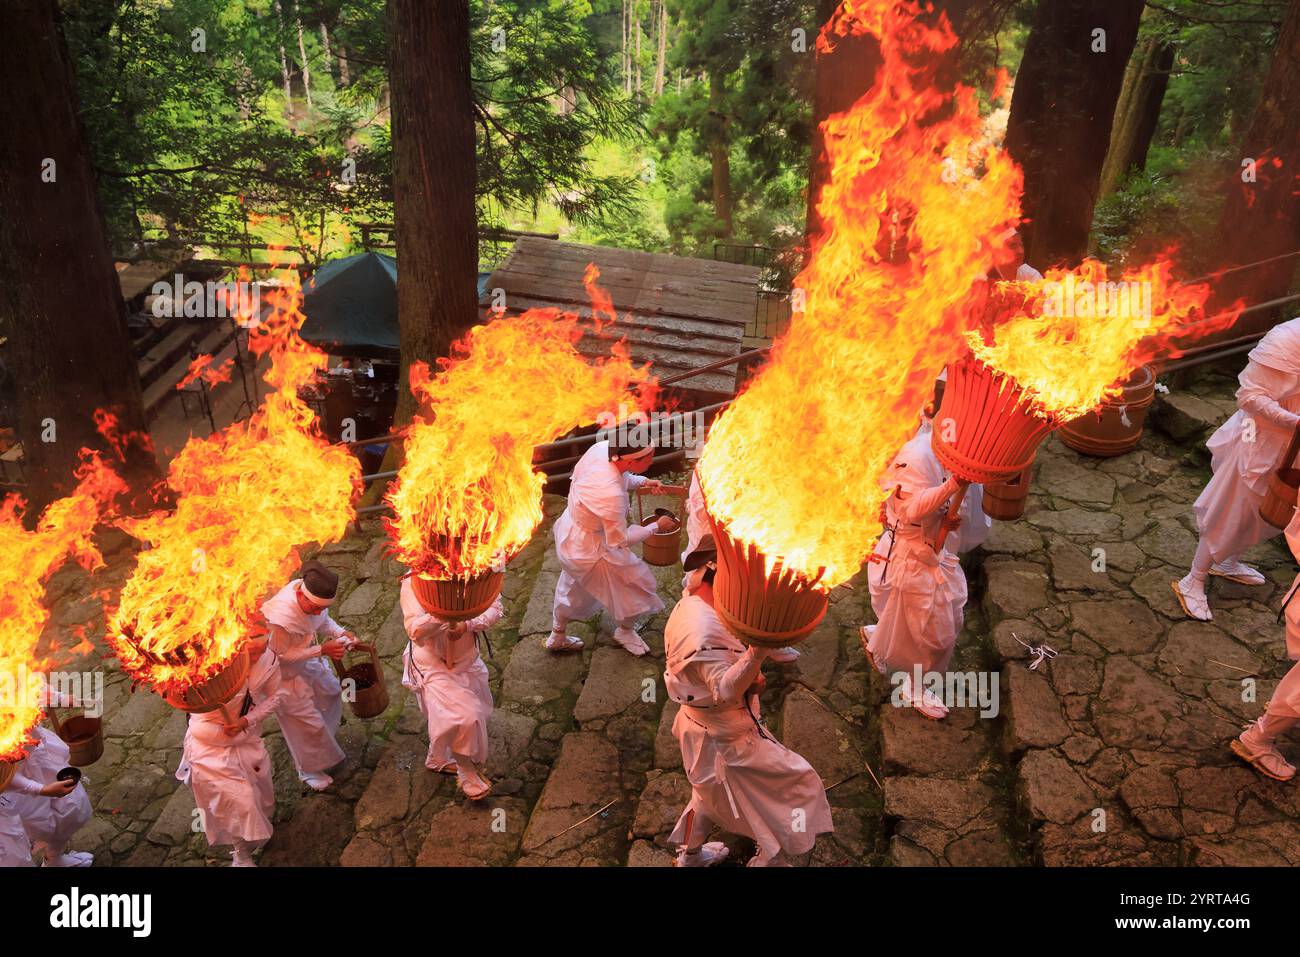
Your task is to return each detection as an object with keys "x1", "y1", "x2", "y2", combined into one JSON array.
[
  {"x1": 682, "y1": 470, "x2": 709, "y2": 566},
  {"x1": 552, "y1": 441, "x2": 665, "y2": 626},
  {"x1": 1193, "y1": 319, "x2": 1300, "y2": 562},
  {"x1": 868, "y1": 422, "x2": 982, "y2": 618},
  {"x1": 400, "y1": 579, "x2": 501, "y2": 769},
  {"x1": 177, "y1": 648, "x2": 286, "y2": 847},
  {"x1": 8, "y1": 726, "x2": 93, "y2": 855},
  {"x1": 261, "y1": 579, "x2": 348, "y2": 774},
  {"x1": 664, "y1": 593, "x2": 833, "y2": 861},
  {"x1": 867, "y1": 434, "x2": 968, "y2": 675},
  {"x1": 0, "y1": 783, "x2": 32, "y2": 867}
]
